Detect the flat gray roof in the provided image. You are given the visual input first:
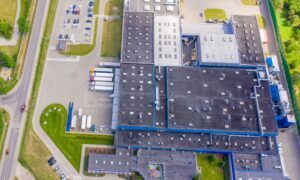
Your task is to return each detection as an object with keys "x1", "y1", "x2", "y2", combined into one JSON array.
[
  {"x1": 137, "y1": 149, "x2": 197, "y2": 180},
  {"x1": 88, "y1": 149, "x2": 137, "y2": 174},
  {"x1": 233, "y1": 153, "x2": 285, "y2": 180},
  {"x1": 118, "y1": 64, "x2": 155, "y2": 126},
  {"x1": 121, "y1": 12, "x2": 154, "y2": 64},
  {"x1": 232, "y1": 15, "x2": 265, "y2": 66},
  {"x1": 166, "y1": 67, "x2": 276, "y2": 133},
  {"x1": 117, "y1": 130, "x2": 277, "y2": 154}
]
